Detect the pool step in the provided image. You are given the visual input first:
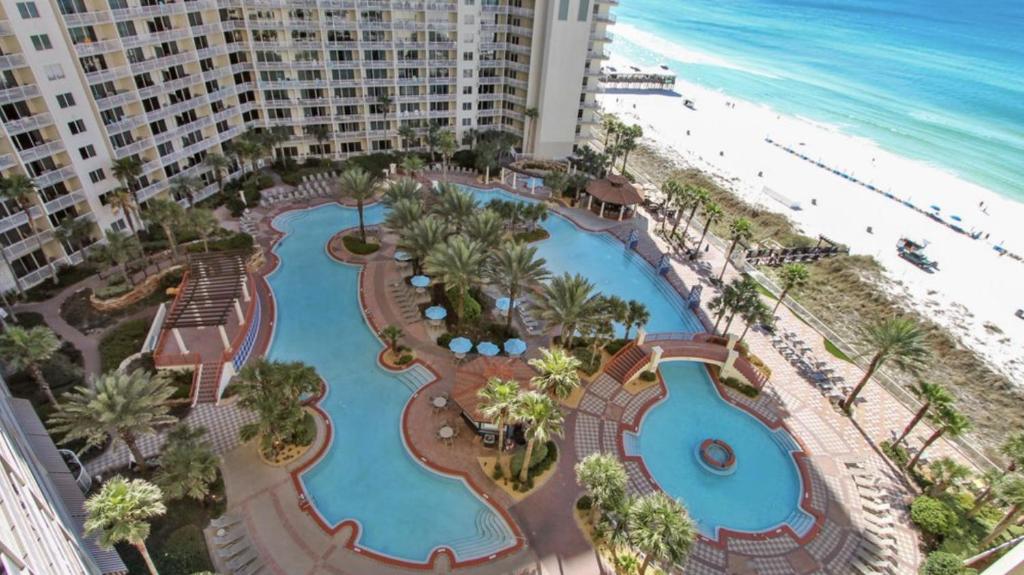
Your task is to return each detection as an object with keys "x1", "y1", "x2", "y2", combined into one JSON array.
[
  {"x1": 769, "y1": 428, "x2": 801, "y2": 454},
  {"x1": 393, "y1": 364, "x2": 435, "y2": 393},
  {"x1": 622, "y1": 432, "x2": 641, "y2": 457},
  {"x1": 785, "y1": 509, "x2": 816, "y2": 537},
  {"x1": 446, "y1": 509, "x2": 514, "y2": 561}
]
